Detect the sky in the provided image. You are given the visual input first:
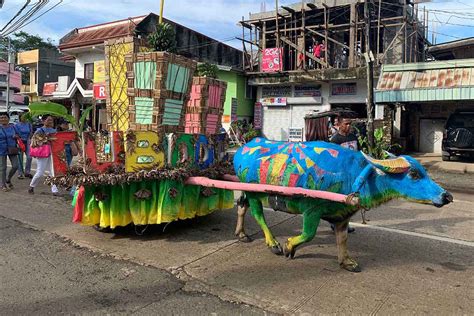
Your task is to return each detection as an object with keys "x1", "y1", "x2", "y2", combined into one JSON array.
[{"x1": 1, "y1": 0, "x2": 474, "y2": 50}]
